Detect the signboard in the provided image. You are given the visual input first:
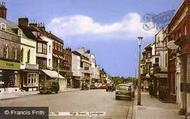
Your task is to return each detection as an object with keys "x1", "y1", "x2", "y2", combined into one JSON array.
[
  {"x1": 0, "y1": 60, "x2": 20, "y2": 70},
  {"x1": 167, "y1": 40, "x2": 179, "y2": 50},
  {"x1": 181, "y1": 83, "x2": 190, "y2": 93},
  {"x1": 154, "y1": 73, "x2": 168, "y2": 78}
]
